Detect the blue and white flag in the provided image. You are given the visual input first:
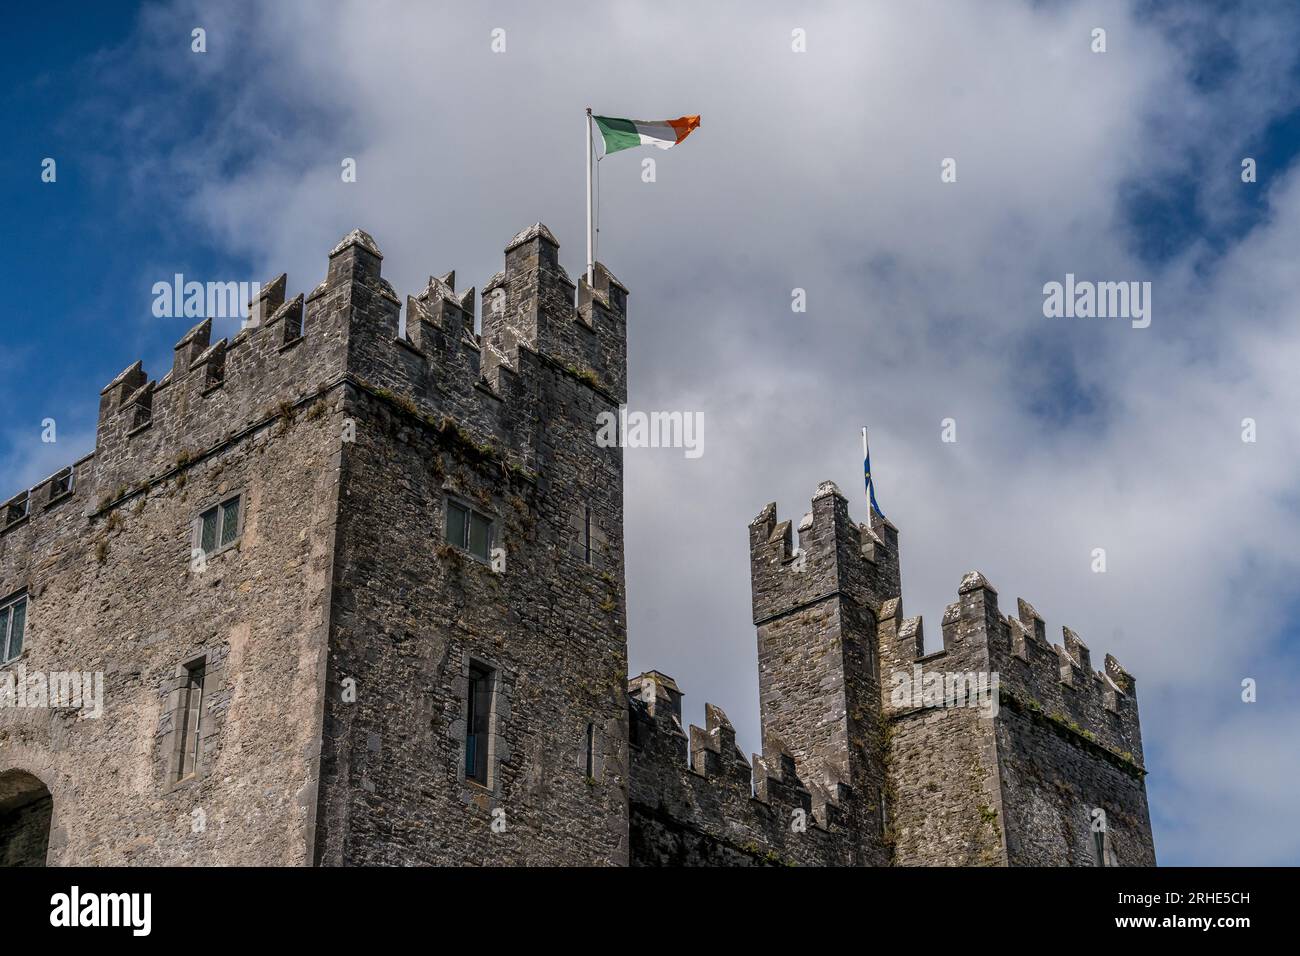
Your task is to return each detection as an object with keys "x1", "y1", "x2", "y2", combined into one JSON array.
[{"x1": 863, "y1": 427, "x2": 884, "y2": 519}]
